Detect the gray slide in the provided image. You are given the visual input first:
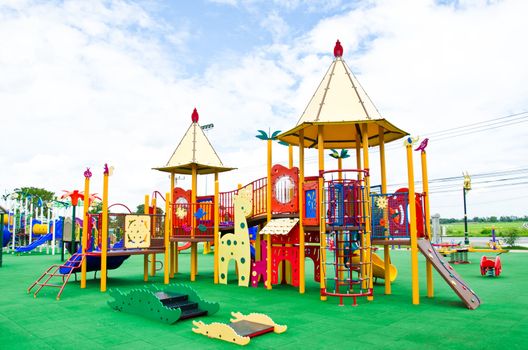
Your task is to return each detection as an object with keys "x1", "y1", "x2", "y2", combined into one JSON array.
[{"x1": 418, "y1": 239, "x2": 481, "y2": 310}]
